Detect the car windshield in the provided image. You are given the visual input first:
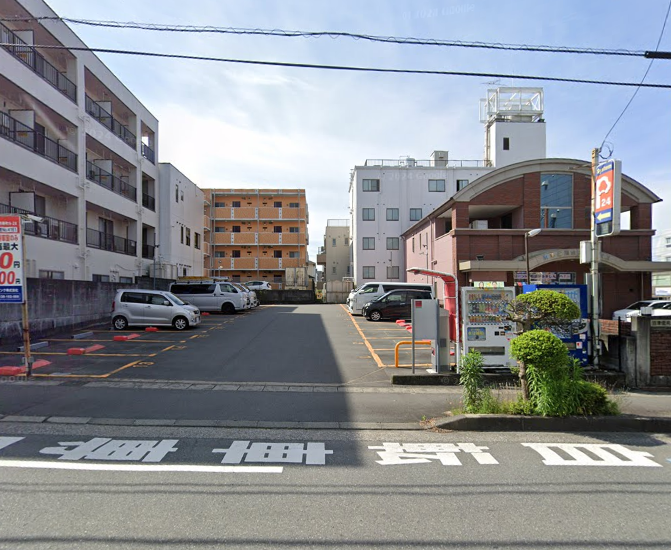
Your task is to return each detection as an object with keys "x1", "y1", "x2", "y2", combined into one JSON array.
[{"x1": 165, "y1": 292, "x2": 187, "y2": 306}]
